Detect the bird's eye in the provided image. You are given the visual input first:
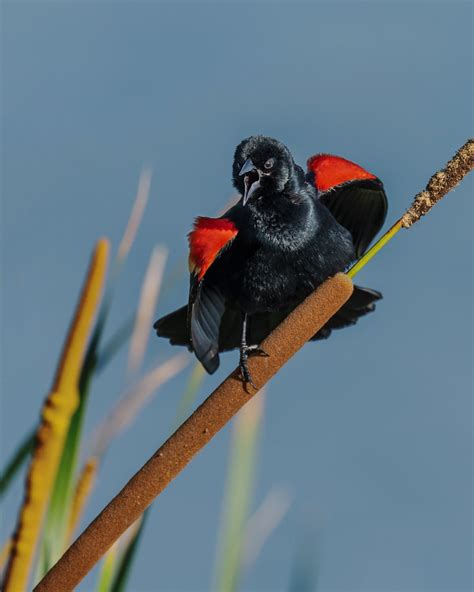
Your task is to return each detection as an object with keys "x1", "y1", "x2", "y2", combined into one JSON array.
[{"x1": 264, "y1": 158, "x2": 274, "y2": 170}]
